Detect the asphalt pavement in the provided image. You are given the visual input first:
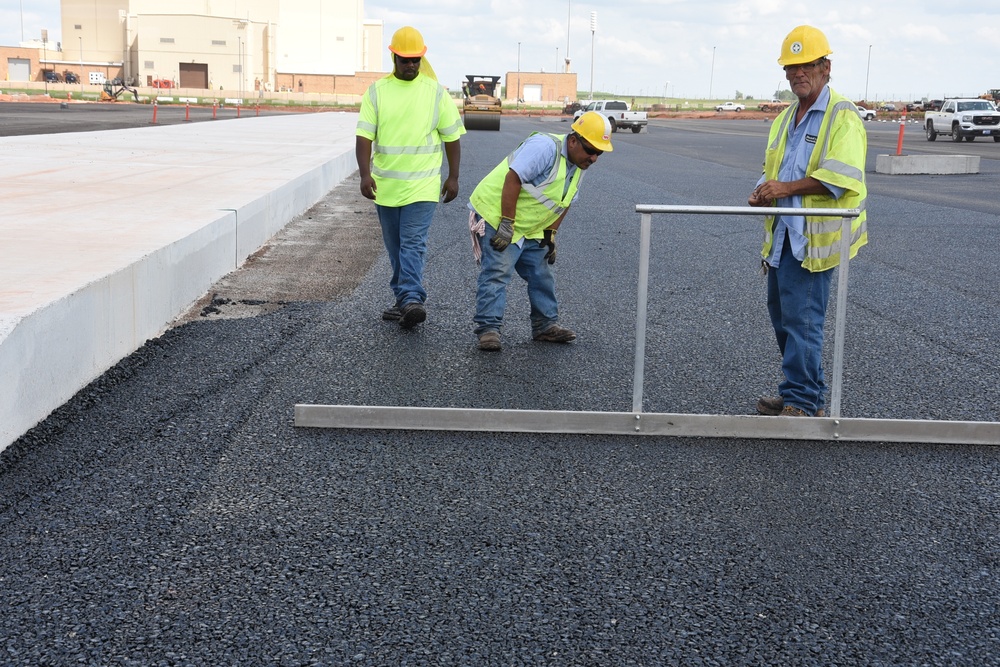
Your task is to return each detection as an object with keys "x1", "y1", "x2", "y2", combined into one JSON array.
[{"x1": 1, "y1": 110, "x2": 998, "y2": 665}]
